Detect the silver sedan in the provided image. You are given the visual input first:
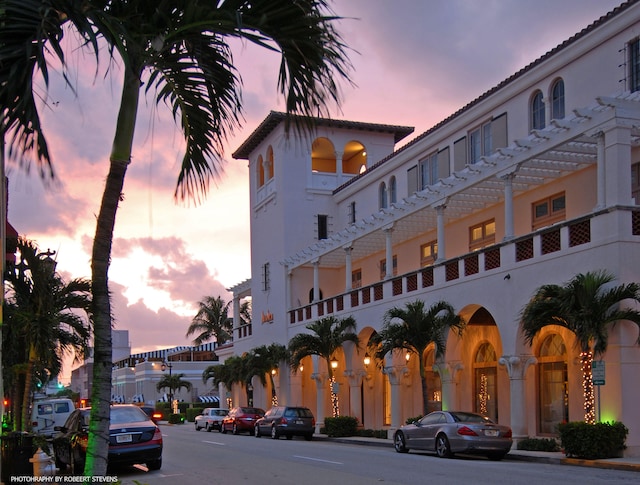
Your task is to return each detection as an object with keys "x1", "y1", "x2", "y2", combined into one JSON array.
[{"x1": 393, "y1": 411, "x2": 513, "y2": 460}]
